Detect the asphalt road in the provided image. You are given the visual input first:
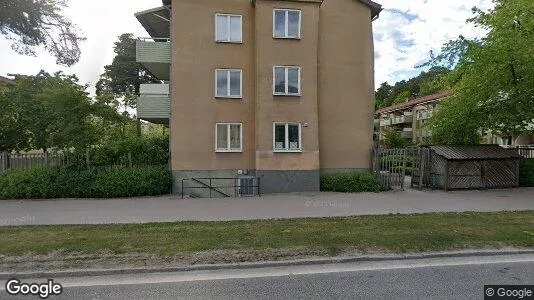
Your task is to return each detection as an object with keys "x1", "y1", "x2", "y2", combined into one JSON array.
[{"x1": 2, "y1": 254, "x2": 533, "y2": 299}]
